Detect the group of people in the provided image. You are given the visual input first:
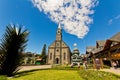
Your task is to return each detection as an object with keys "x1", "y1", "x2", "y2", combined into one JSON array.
[{"x1": 112, "y1": 61, "x2": 119, "y2": 69}]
